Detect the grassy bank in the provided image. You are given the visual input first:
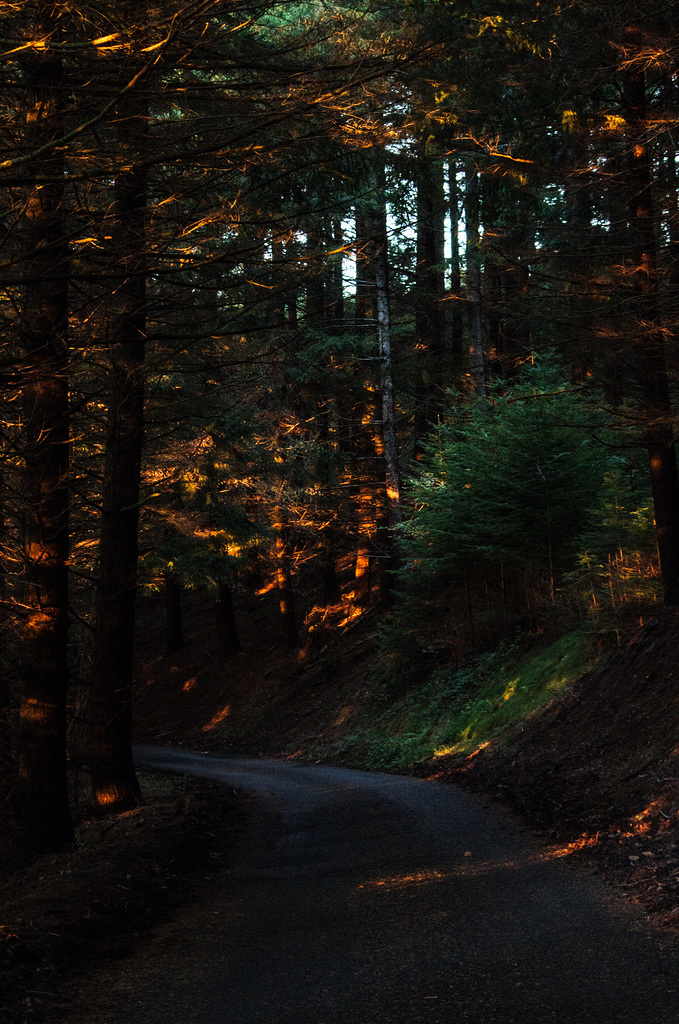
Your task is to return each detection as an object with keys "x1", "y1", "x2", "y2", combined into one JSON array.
[{"x1": 300, "y1": 627, "x2": 602, "y2": 771}]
